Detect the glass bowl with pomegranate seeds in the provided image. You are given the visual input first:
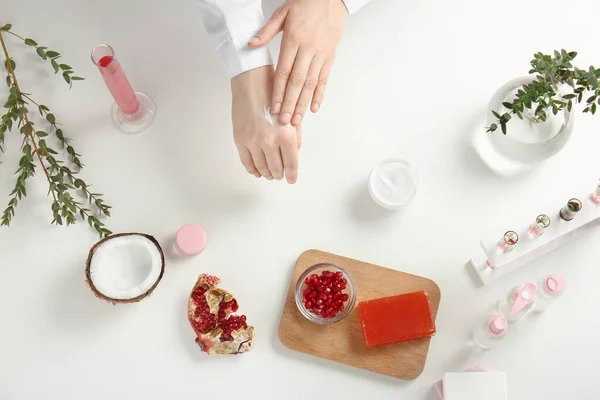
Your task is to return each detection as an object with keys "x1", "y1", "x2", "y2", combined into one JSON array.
[{"x1": 295, "y1": 264, "x2": 357, "y2": 325}]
